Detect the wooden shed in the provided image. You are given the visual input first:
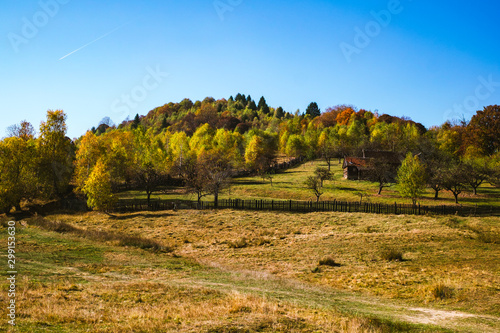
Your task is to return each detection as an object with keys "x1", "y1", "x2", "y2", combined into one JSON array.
[{"x1": 342, "y1": 150, "x2": 402, "y2": 180}]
